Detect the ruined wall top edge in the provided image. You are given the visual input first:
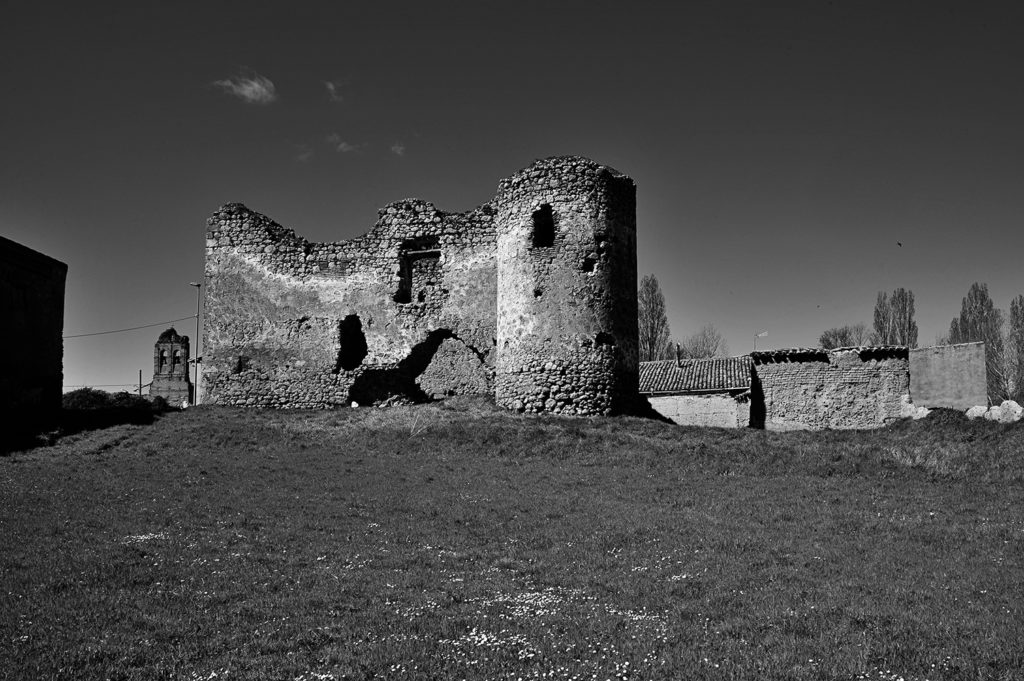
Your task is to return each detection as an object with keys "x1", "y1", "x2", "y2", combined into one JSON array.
[
  {"x1": 752, "y1": 346, "x2": 909, "y2": 364},
  {"x1": 498, "y1": 156, "x2": 633, "y2": 188},
  {"x1": 207, "y1": 156, "x2": 631, "y2": 252}
]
